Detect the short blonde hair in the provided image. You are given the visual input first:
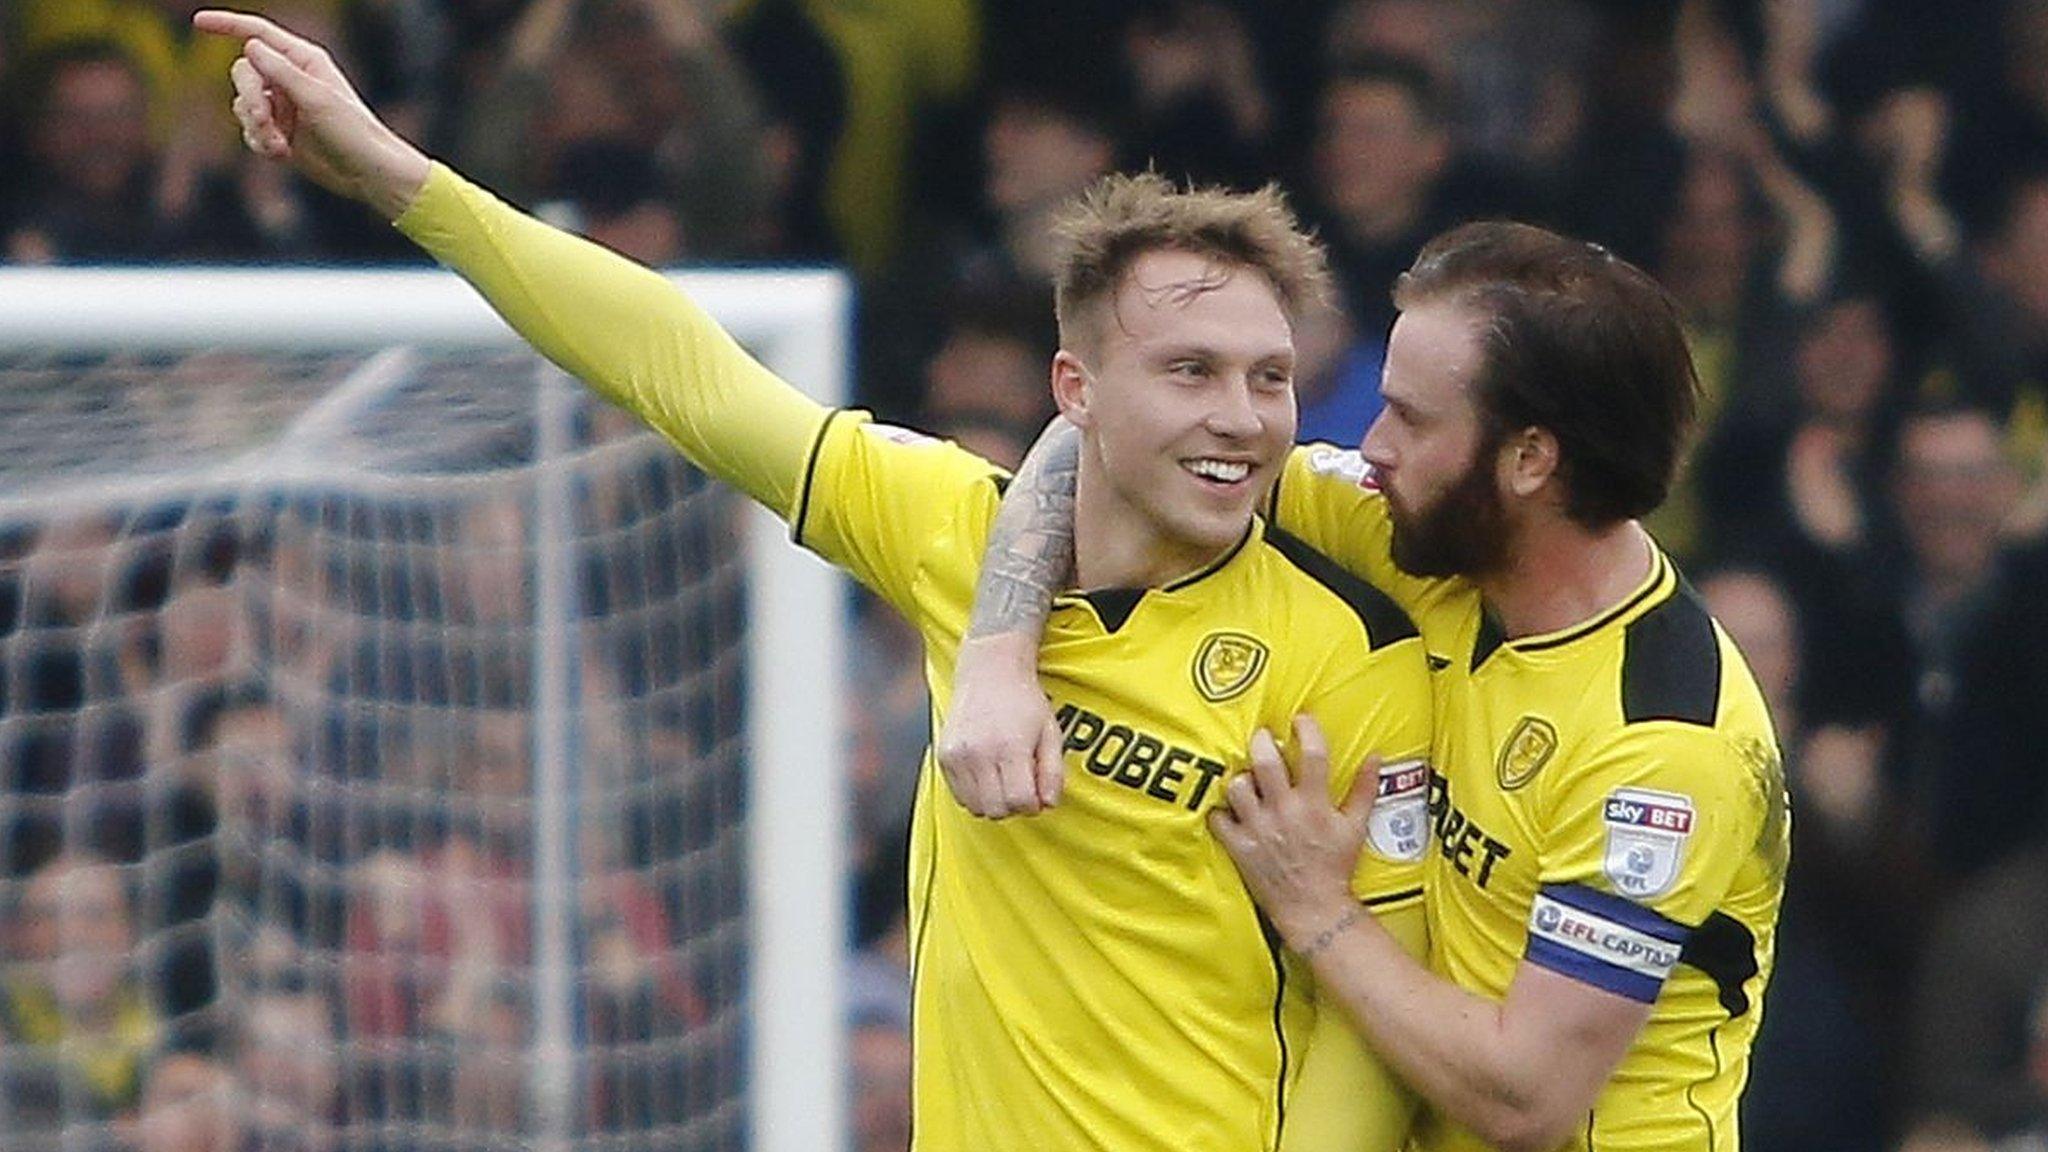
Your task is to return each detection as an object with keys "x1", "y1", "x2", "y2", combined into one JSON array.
[{"x1": 1051, "y1": 172, "x2": 1331, "y2": 352}]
